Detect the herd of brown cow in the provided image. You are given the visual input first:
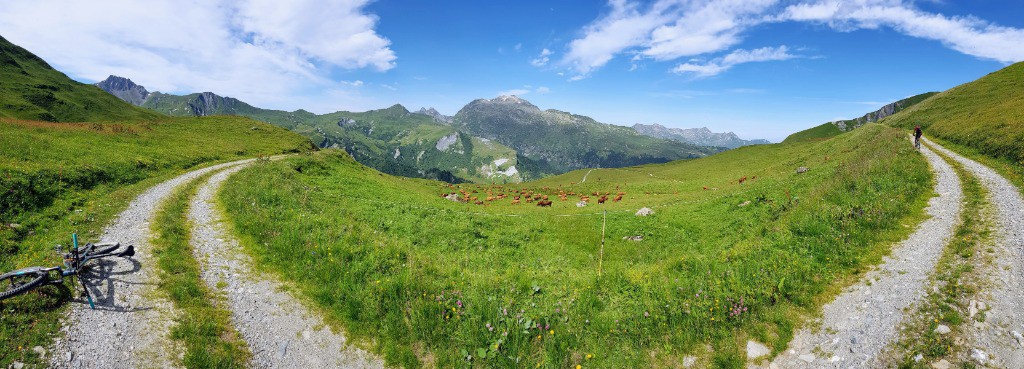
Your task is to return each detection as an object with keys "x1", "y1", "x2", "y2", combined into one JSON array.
[
  {"x1": 439, "y1": 184, "x2": 629, "y2": 208},
  {"x1": 439, "y1": 174, "x2": 758, "y2": 208}
]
